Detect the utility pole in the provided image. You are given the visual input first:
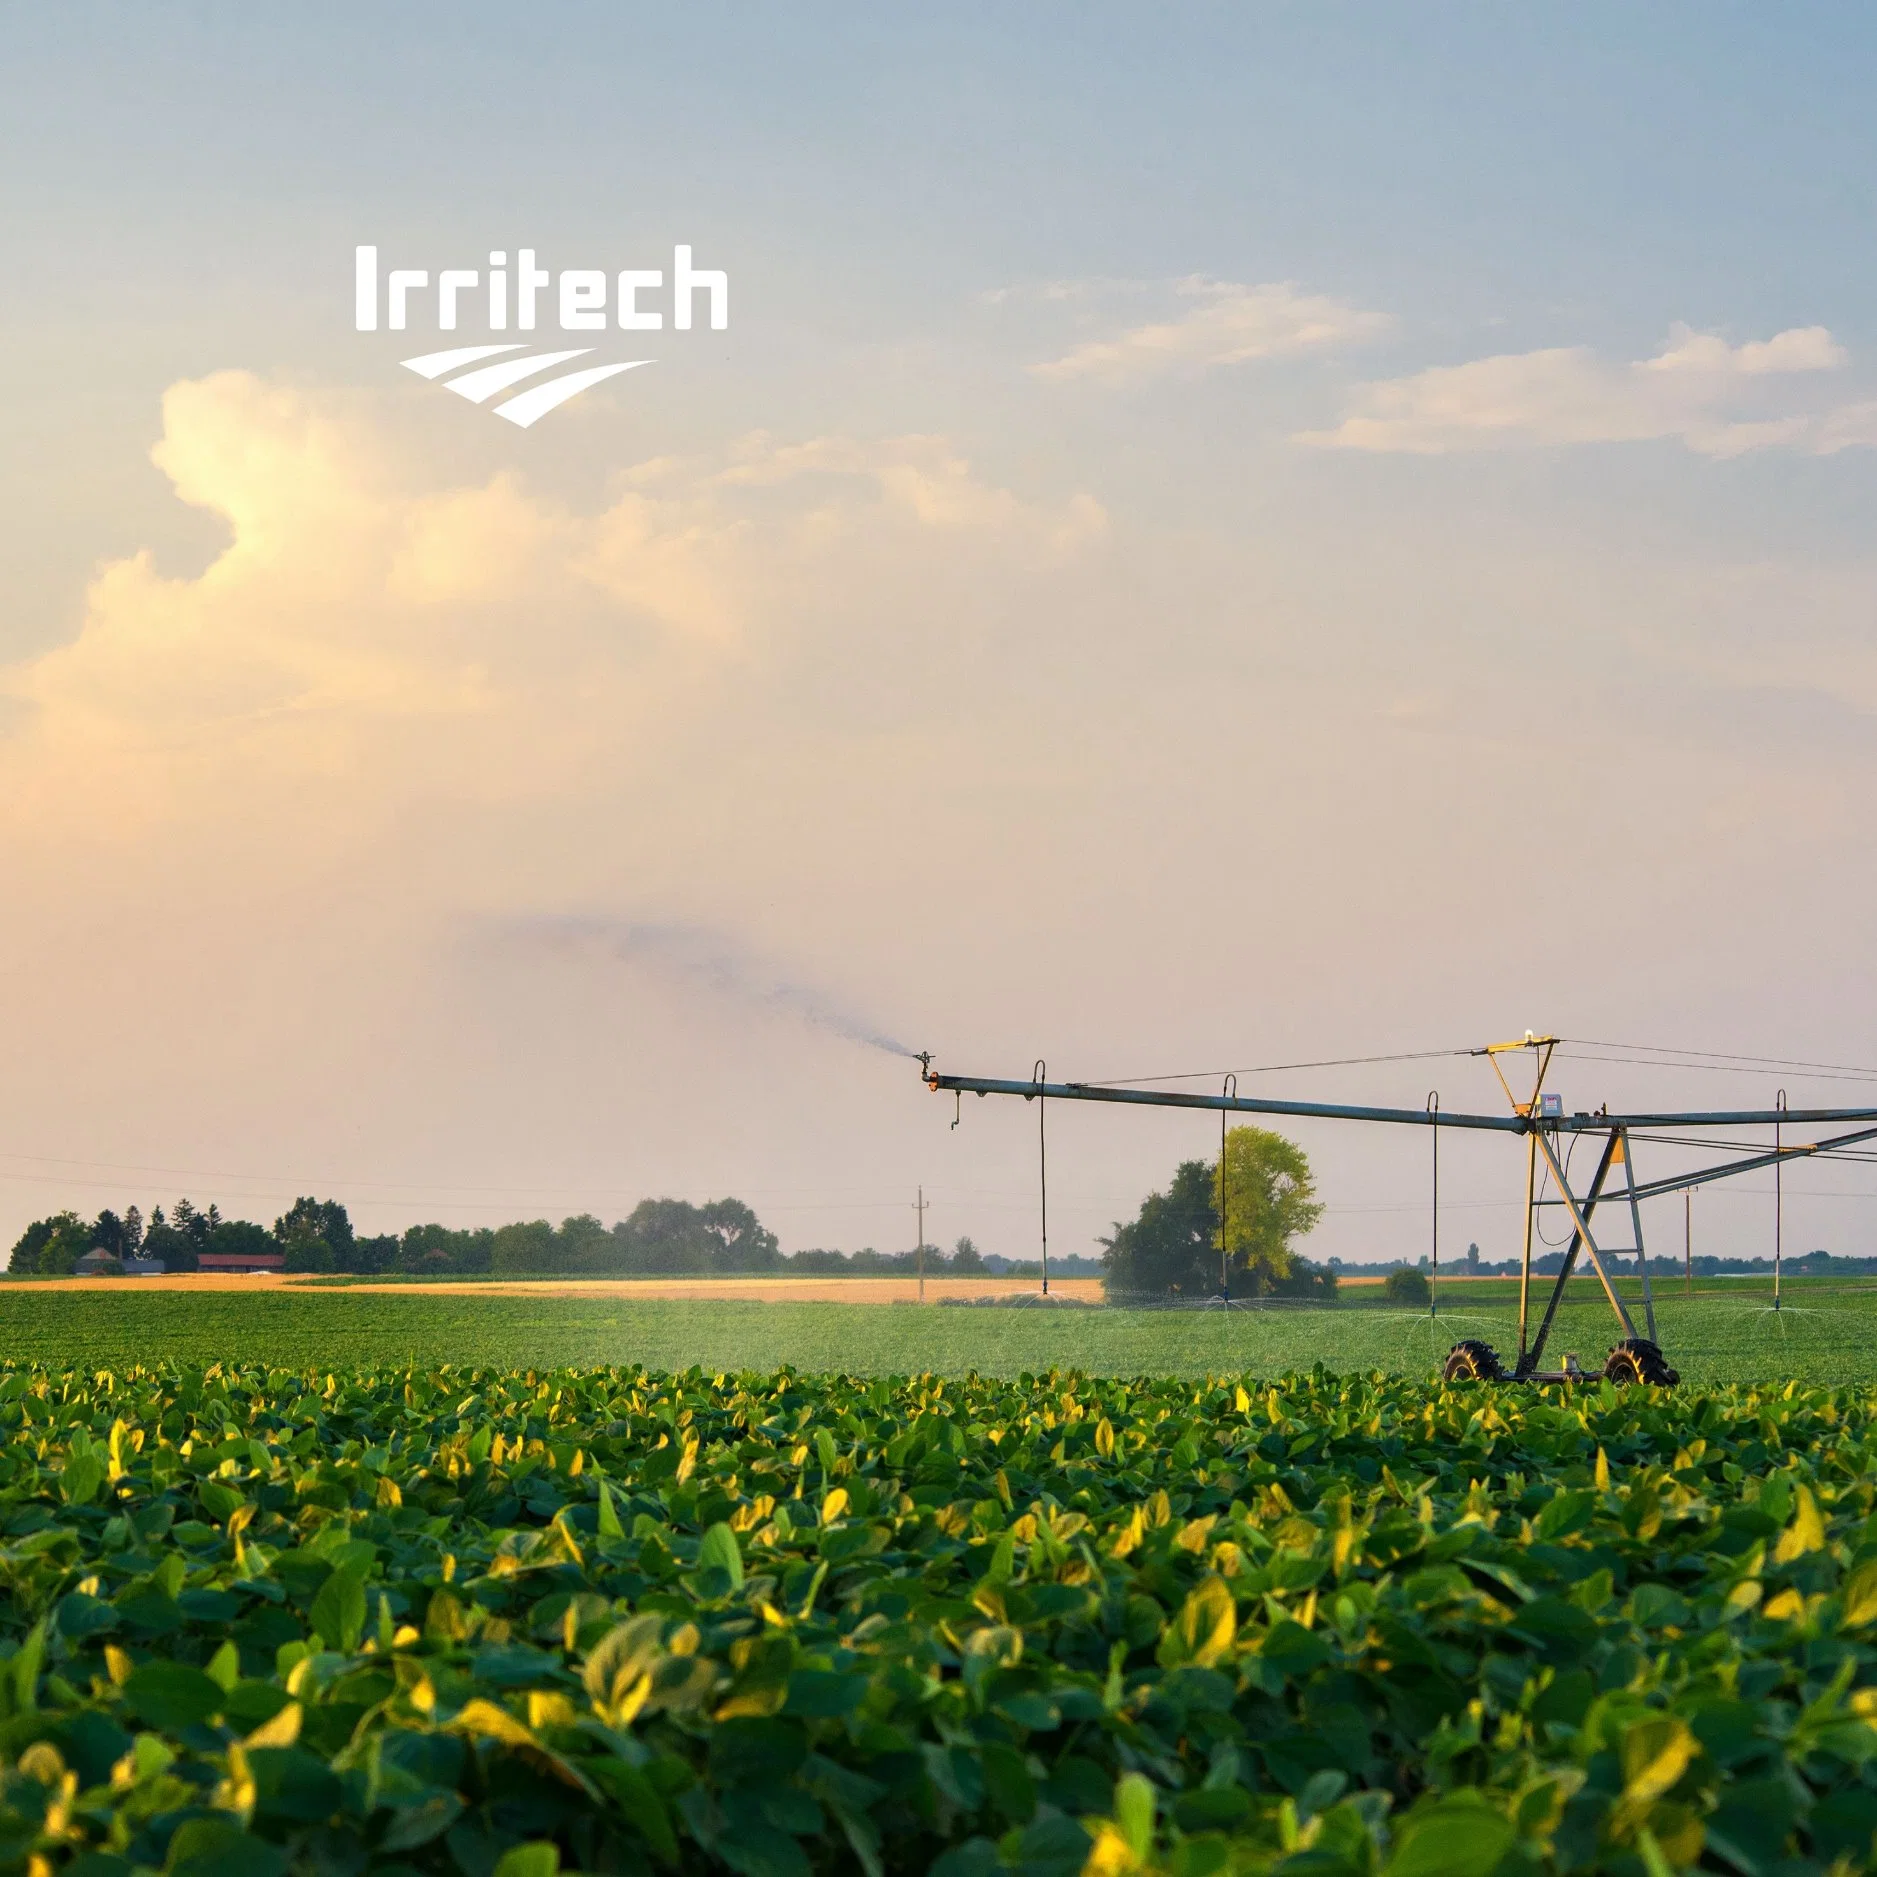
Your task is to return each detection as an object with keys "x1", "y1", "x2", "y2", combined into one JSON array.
[
  {"x1": 1685, "y1": 1188, "x2": 1692, "y2": 1296},
  {"x1": 915, "y1": 1186, "x2": 928, "y2": 1304}
]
